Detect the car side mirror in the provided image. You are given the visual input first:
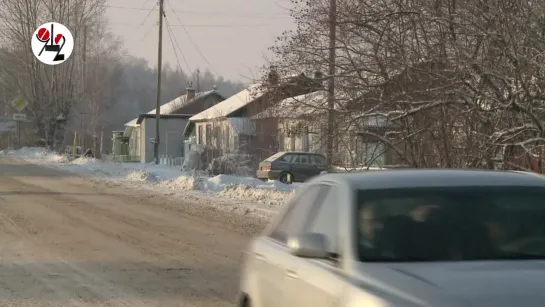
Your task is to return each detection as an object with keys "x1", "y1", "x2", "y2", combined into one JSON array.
[{"x1": 287, "y1": 233, "x2": 330, "y2": 259}]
